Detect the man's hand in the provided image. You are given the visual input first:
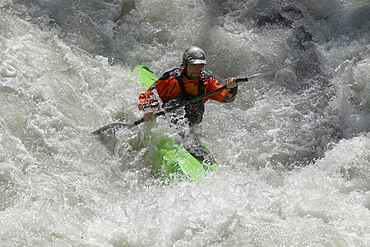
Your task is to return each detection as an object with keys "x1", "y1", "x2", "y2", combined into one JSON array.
[
  {"x1": 143, "y1": 109, "x2": 156, "y2": 121},
  {"x1": 226, "y1": 77, "x2": 237, "y2": 89}
]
